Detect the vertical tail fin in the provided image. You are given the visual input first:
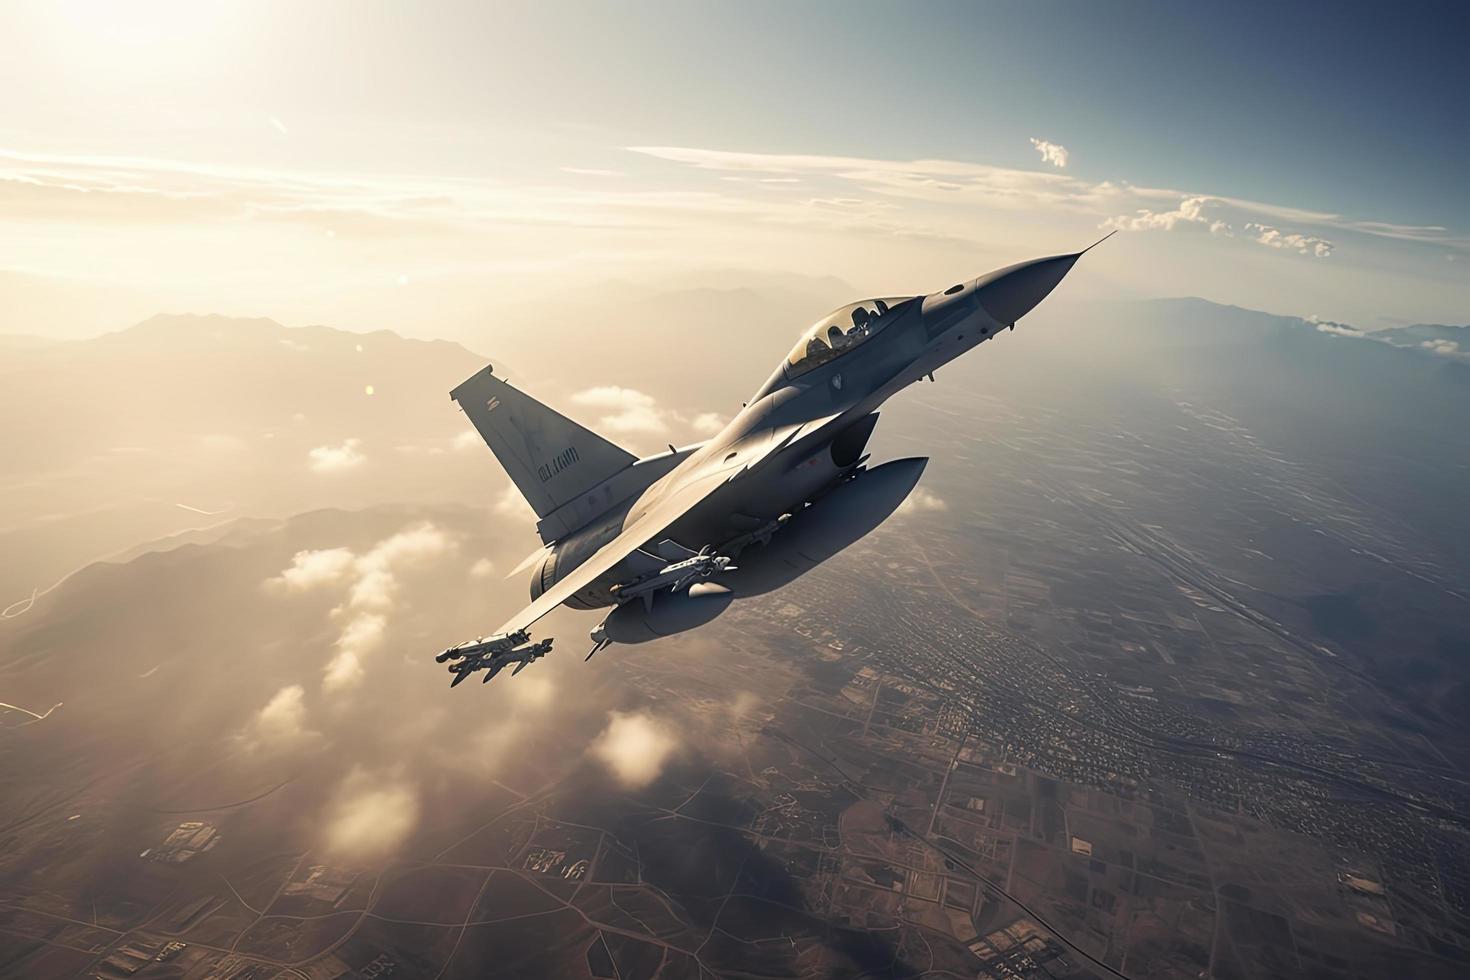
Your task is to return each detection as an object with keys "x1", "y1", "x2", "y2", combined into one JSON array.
[{"x1": 451, "y1": 366, "x2": 637, "y2": 535}]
